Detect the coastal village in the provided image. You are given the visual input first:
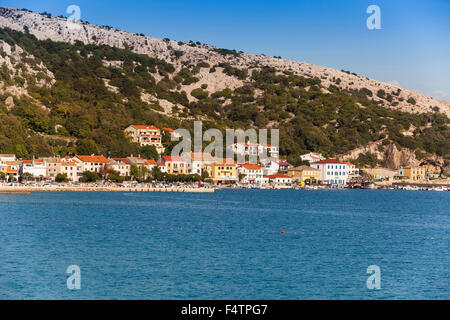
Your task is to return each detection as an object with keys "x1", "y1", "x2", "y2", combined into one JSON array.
[{"x1": 0, "y1": 124, "x2": 448, "y2": 191}]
